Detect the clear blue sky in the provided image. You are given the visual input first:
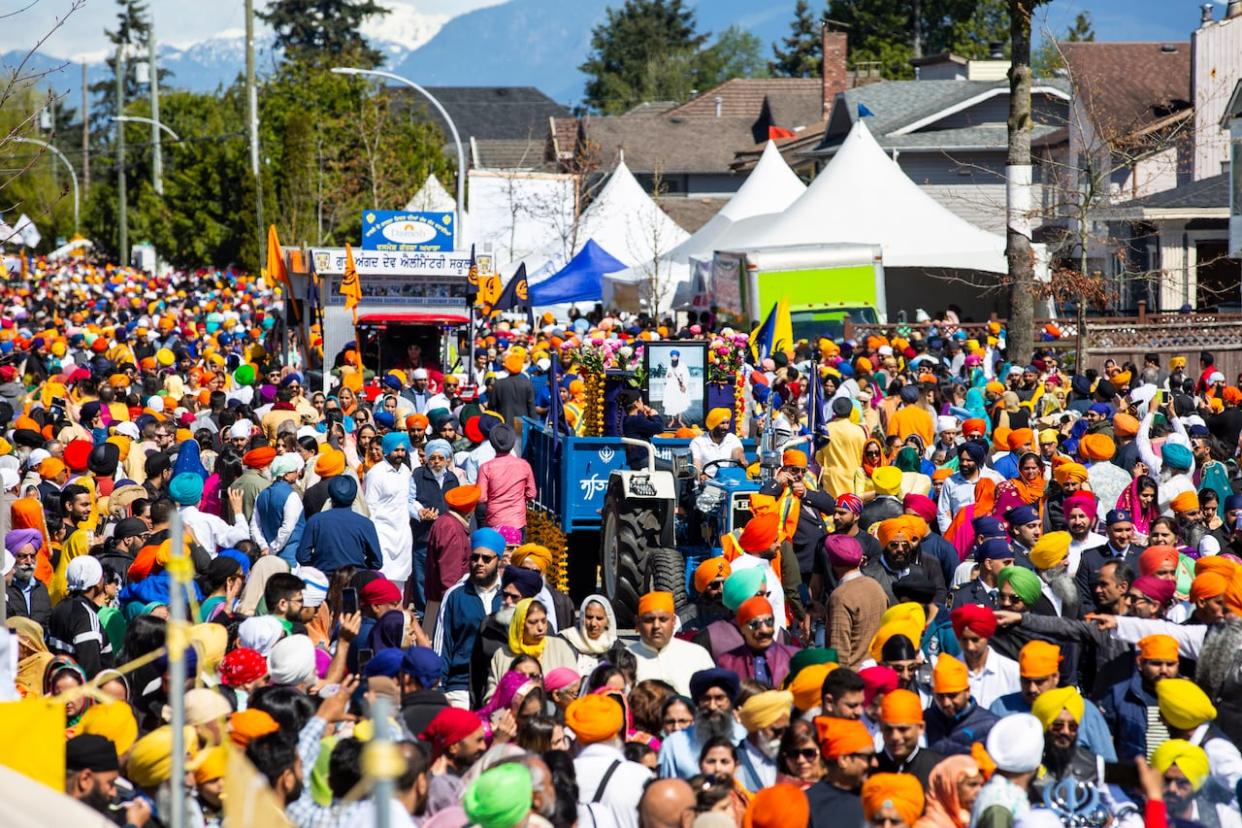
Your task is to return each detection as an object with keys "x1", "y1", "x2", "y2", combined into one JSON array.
[{"x1": 1039, "y1": 0, "x2": 1208, "y2": 44}]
